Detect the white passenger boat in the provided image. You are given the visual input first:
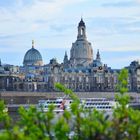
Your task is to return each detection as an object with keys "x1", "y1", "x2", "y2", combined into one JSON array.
[
  {"x1": 37, "y1": 98, "x2": 72, "y2": 113},
  {"x1": 81, "y1": 98, "x2": 117, "y2": 111},
  {"x1": 37, "y1": 98, "x2": 117, "y2": 112}
]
